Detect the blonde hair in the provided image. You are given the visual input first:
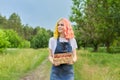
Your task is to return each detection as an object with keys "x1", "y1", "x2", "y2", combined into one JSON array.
[{"x1": 53, "y1": 18, "x2": 74, "y2": 40}]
